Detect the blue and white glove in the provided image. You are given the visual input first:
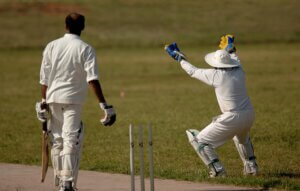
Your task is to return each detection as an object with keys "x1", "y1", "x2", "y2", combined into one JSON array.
[
  {"x1": 35, "y1": 99, "x2": 49, "y2": 123},
  {"x1": 164, "y1": 43, "x2": 187, "y2": 62},
  {"x1": 99, "y1": 103, "x2": 116, "y2": 126}
]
